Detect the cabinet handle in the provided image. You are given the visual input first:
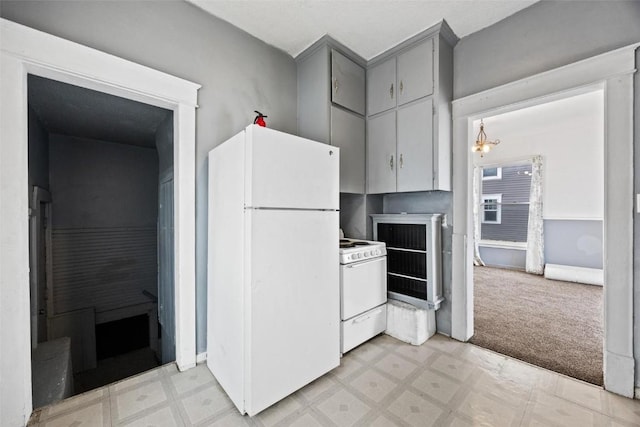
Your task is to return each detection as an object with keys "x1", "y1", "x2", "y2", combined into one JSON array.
[
  {"x1": 400, "y1": 80, "x2": 404, "y2": 94},
  {"x1": 390, "y1": 155, "x2": 394, "y2": 170},
  {"x1": 334, "y1": 78, "x2": 339, "y2": 92},
  {"x1": 390, "y1": 83, "x2": 394, "y2": 99},
  {"x1": 400, "y1": 153, "x2": 404, "y2": 168}
]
